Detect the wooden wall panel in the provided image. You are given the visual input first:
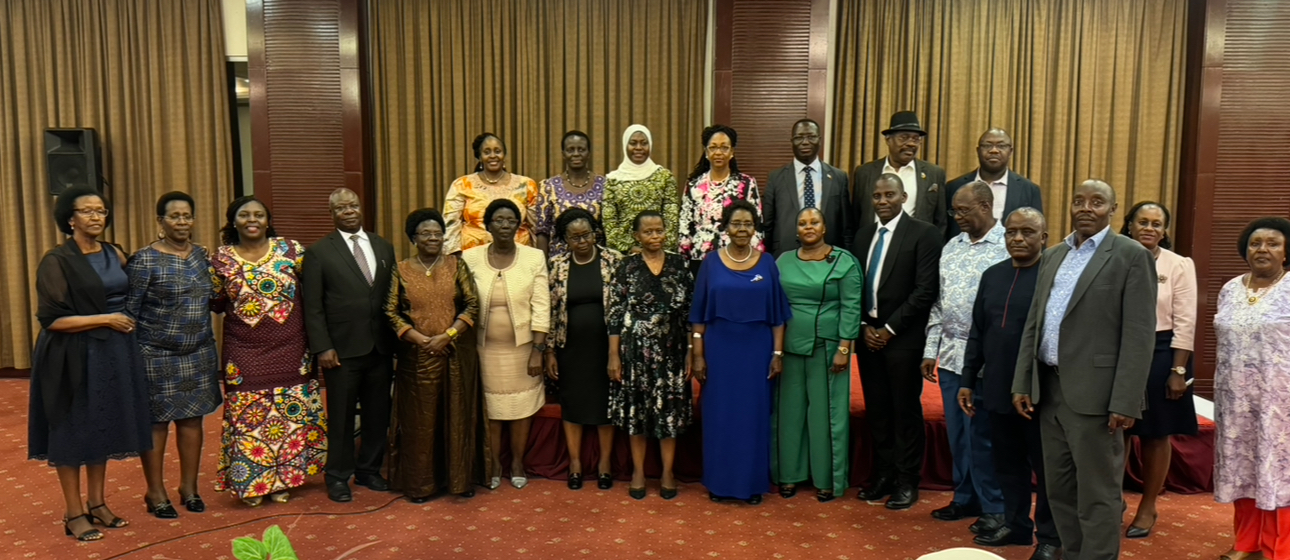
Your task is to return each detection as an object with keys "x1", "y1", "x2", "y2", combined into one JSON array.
[
  {"x1": 1177, "y1": 0, "x2": 1290, "y2": 396},
  {"x1": 248, "y1": 0, "x2": 369, "y2": 245}
]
